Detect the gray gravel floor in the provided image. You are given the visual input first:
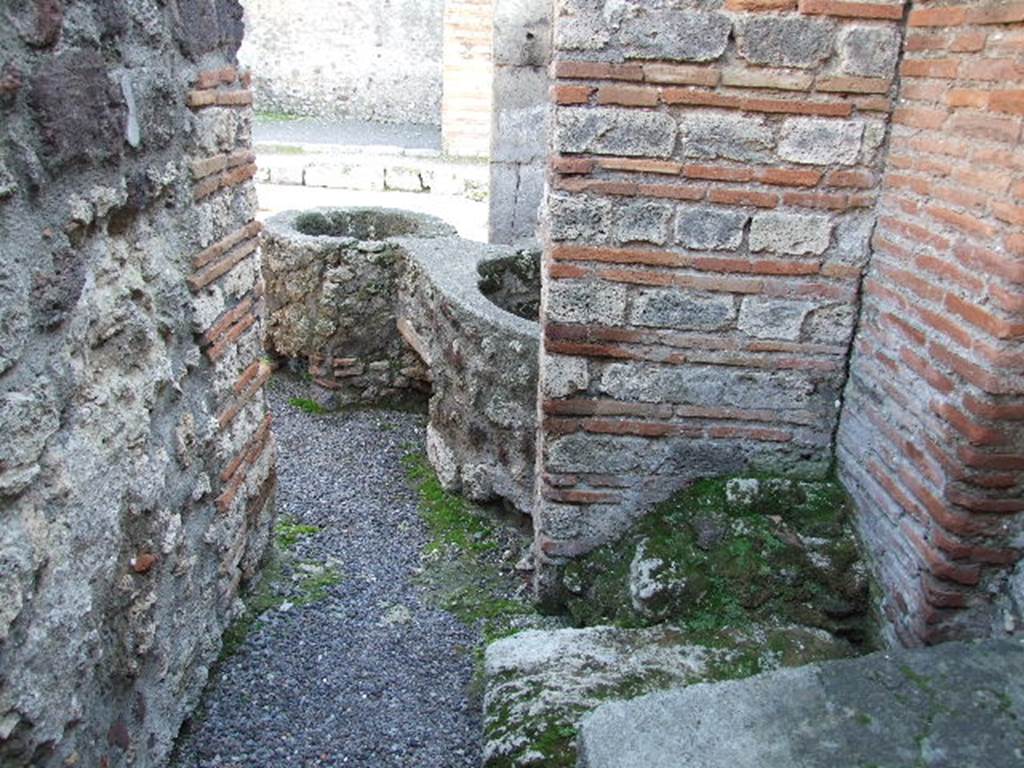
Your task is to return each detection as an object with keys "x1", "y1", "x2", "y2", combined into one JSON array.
[{"x1": 171, "y1": 376, "x2": 481, "y2": 768}]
